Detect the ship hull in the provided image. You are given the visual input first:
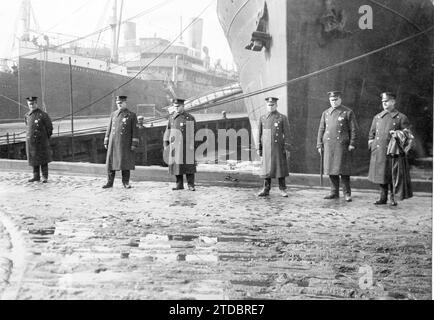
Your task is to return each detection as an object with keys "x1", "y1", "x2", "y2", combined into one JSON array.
[
  {"x1": 217, "y1": 0, "x2": 433, "y2": 174},
  {"x1": 0, "y1": 56, "x2": 241, "y2": 121},
  {"x1": 13, "y1": 57, "x2": 168, "y2": 119},
  {"x1": 0, "y1": 71, "x2": 19, "y2": 120}
]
